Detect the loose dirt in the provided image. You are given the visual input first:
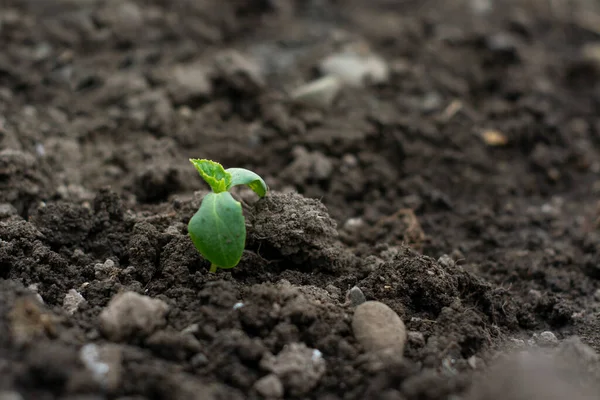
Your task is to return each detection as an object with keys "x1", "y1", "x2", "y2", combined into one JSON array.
[{"x1": 2, "y1": 0, "x2": 600, "y2": 399}]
